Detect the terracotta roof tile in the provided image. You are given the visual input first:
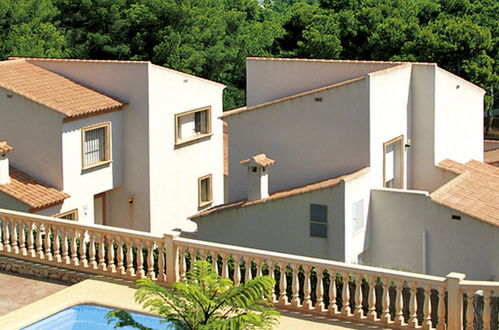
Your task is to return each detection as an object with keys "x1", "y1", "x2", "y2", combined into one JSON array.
[
  {"x1": 0, "y1": 141, "x2": 13, "y2": 153},
  {"x1": 0, "y1": 60, "x2": 125, "y2": 118},
  {"x1": 191, "y1": 167, "x2": 370, "y2": 219},
  {"x1": 432, "y1": 159, "x2": 499, "y2": 227},
  {"x1": 485, "y1": 148, "x2": 499, "y2": 167},
  {"x1": 0, "y1": 167, "x2": 69, "y2": 210},
  {"x1": 240, "y1": 153, "x2": 276, "y2": 167}
]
